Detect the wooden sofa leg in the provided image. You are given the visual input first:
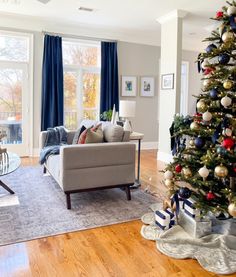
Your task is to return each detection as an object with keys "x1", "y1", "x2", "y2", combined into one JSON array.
[
  {"x1": 65, "y1": 193, "x2": 71, "y2": 209},
  {"x1": 125, "y1": 186, "x2": 131, "y2": 201}
]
